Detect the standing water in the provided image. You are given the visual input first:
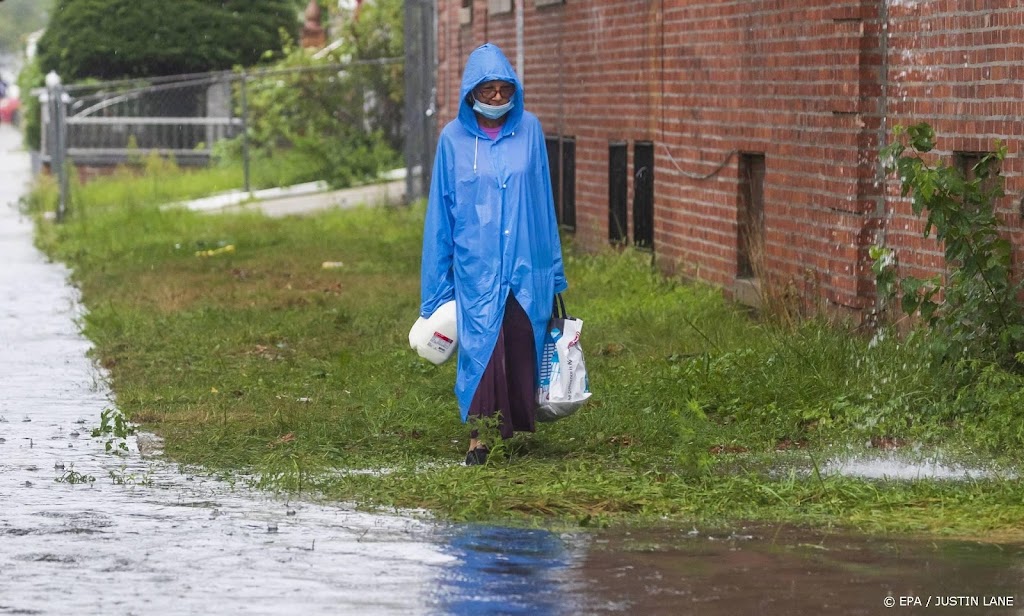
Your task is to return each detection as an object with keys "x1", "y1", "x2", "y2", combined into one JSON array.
[
  {"x1": 2, "y1": 124, "x2": 1024, "y2": 615},
  {"x1": 0, "y1": 123, "x2": 448, "y2": 614}
]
